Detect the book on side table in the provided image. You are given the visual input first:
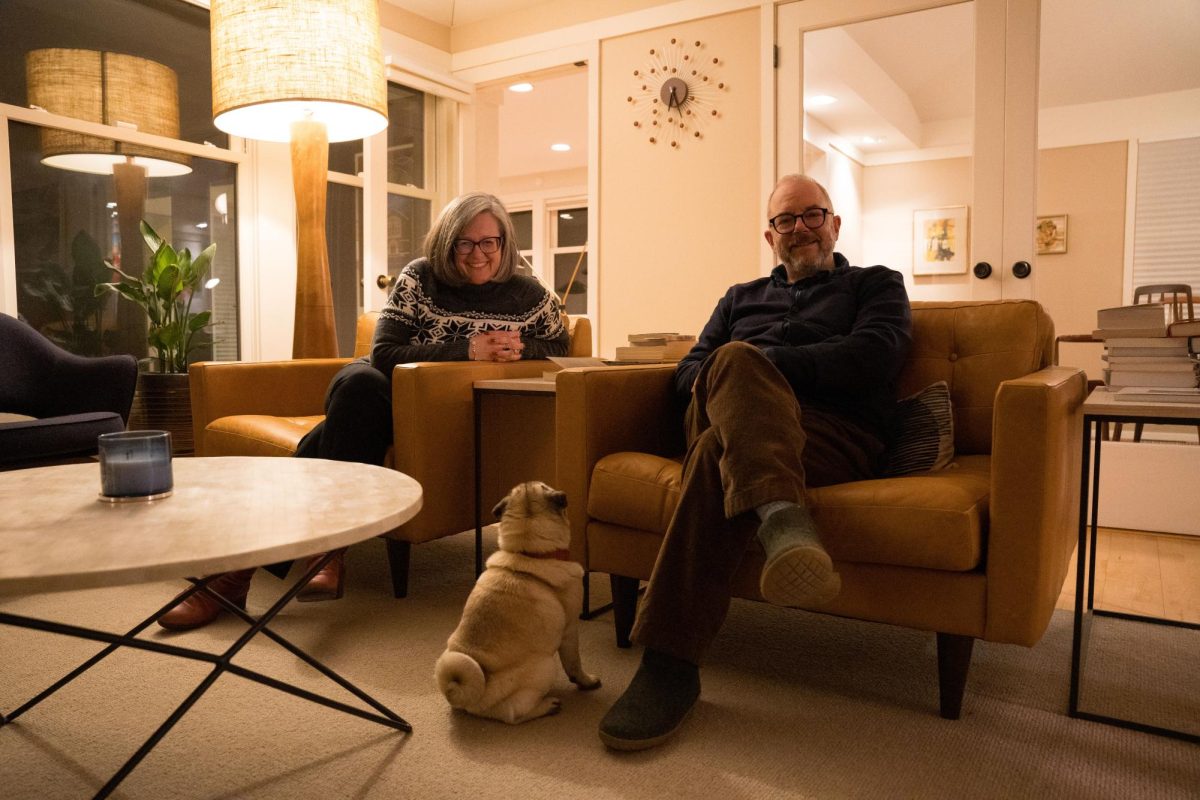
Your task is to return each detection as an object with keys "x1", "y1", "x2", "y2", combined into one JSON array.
[{"x1": 1112, "y1": 386, "x2": 1200, "y2": 404}]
